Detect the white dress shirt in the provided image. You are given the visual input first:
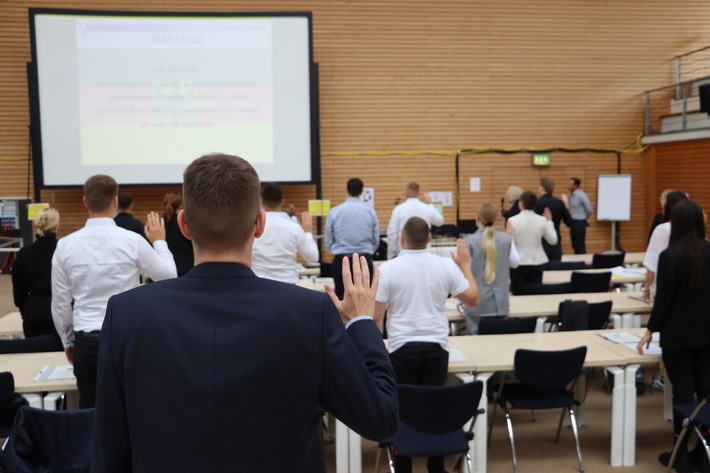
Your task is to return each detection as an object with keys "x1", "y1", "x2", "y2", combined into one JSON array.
[
  {"x1": 51, "y1": 218, "x2": 177, "y2": 348},
  {"x1": 507, "y1": 210, "x2": 558, "y2": 265},
  {"x1": 252, "y1": 212, "x2": 319, "y2": 284},
  {"x1": 386, "y1": 198, "x2": 444, "y2": 259},
  {"x1": 643, "y1": 221, "x2": 671, "y2": 296}
]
